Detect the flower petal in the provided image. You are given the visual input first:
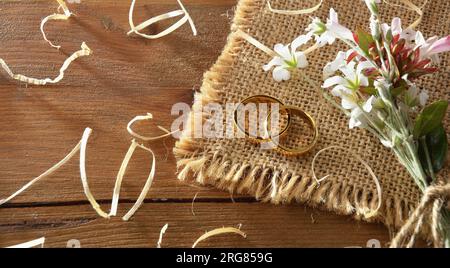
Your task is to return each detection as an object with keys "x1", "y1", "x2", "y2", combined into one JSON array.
[
  {"x1": 329, "y1": 8, "x2": 338, "y2": 24},
  {"x1": 349, "y1": 108, "x2": 364, "y2": 129},
  {"x1": 391, "y1": 17, "x2": 402, "y2": 35},
  {"x1": 263, "y1": 56, "x2": 283, "y2": 71},
  {"x1": 323, "y1": 51, "x2": 346, "y2": 78},
  {"x1": 428, "y1": 35, "x2": 450, "y2": 55},
  {"x1": 274, "y1": 44, "x2": 291, "y2": 60},
  {"x1": 419, "y1": 90, "x2": 429, "y2": 106},
  {"x1": 328, "y1": 22, "x2": 354, "y2": 41},
  {"x1": 330, "y1": 85, "x2": 346, "y2": 96},
  {"x1": 322, "y1": 76, "x2": 346, "y2": 88},
  {"x1": 359, "y1": 75, "x2": 369, "y2": 87},
  {"x1": 349, "y1": 116, "x2": 361, "y2": 129},
  {"x1": 363, "y1": 96, "x2": 375, "y2": 112},
  {"x1": 272, "y1": 66, "x2": 291, "y2": 82},
  {"x1": 339, "y1": 62, "x2": 355, "y2": 78},
  {"x1": 381, "y1": 23, "x2": 390, "y2": 36},
  {"x1": 317, "y1": 33, "x2": 335, "y2": 46},
  {"x1": 415, "y1": 31, "x2": 426, "y2": 46},
  {"x1": 295, "y1": 52, "x2": 308, "y2": 68},
  {"x1": 400, "y1": 28, "x2": 416, "y2": 43},
  {"x1": 356, "y1": 61, "x2": 374, "y2": 75},
  {"x1": 341, "y1": 96, "x2": 357, "y2": 110},
  {"x1": 291, "y1": 34, "x2": 311, "y2": 52}
]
